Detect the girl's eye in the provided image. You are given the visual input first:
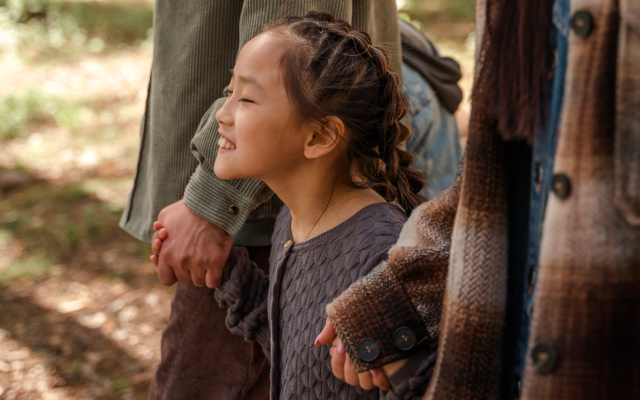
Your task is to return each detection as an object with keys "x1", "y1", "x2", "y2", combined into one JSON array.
[
  {"x1": 226, "y1": 90, "x2": 233, "y2": 97},
  {"x1": 239, "y1": 98, "x2": 254, "y2": 103}
]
